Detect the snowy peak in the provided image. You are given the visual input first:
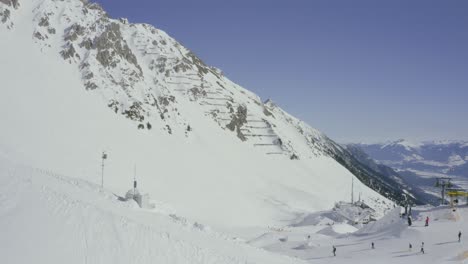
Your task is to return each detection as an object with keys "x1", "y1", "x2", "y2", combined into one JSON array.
[
  {"x1": 380, "y1": 139, "x2": 422, "y2": 151},
  {"x1": 6, "y1": 0, "x2": 331, "y2": 159},
  {"x1": 0, "y1": 0, "x2": 404, "y2": 223}
]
